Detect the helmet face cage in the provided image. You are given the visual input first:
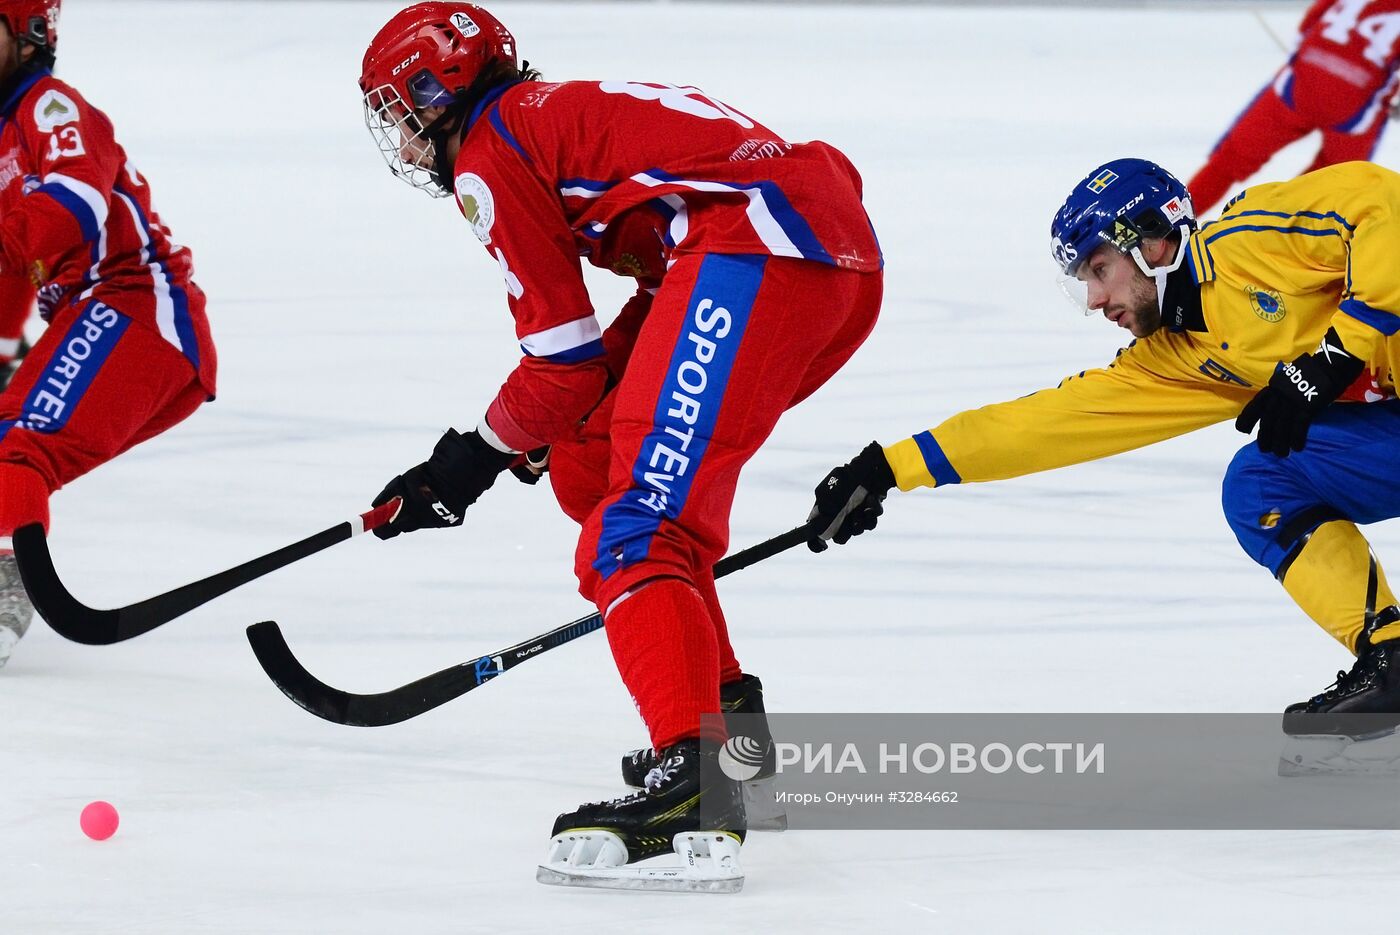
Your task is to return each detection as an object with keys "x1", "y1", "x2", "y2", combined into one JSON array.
[
  {"x1": 363, "y1": 80, "x2": 451, "y2": 198},
  {"x1": 1050, "y1": 158, "x2": 1195, "y2": 278},
  {"x1": 360, "y1": 4, "x2": 518, "y2": 197}
]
